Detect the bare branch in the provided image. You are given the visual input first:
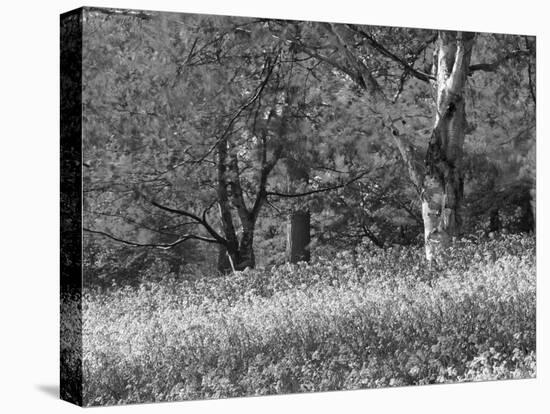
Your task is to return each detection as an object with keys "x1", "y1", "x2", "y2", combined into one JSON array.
[
  {"x1": 86, "y1": 209, "x2": 183, "y2": 237},
  {"x1": 361, "y1": 224, "x2": 384, "y2": 248},
  {"x1": 140, "y1": 196, "x2": 227, "y2": 245},
  {"x1": 323, "y1": 23, "x2": 385, "y2": 98},
  {"x1": 267, "y1": 170, "x2": 370, "y2": 199},
  {"x1": 386, "y1": 123, "x2": 425, "y2": 192},
  {"x1": 346, "y1": 25, "x2": 436, "y2": 83},
  {"x1": 252, "y1": 143, "x2": 283, "y2": 217},
  {"x1": 294, "y1": 44, "x2": 361, "y2": 85},
  {"x1": 83, "y1": 227, "x2": 219, "y2": 249},
  {"x1": 468, "y1": 49, "x2": 529, "y2": 74},
  {"x1": 201, "y1": 199, "x2": 218, "y2": 223},
  {"x1": 191, "y1": 53, "x2": 279, "y2": 165}
]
